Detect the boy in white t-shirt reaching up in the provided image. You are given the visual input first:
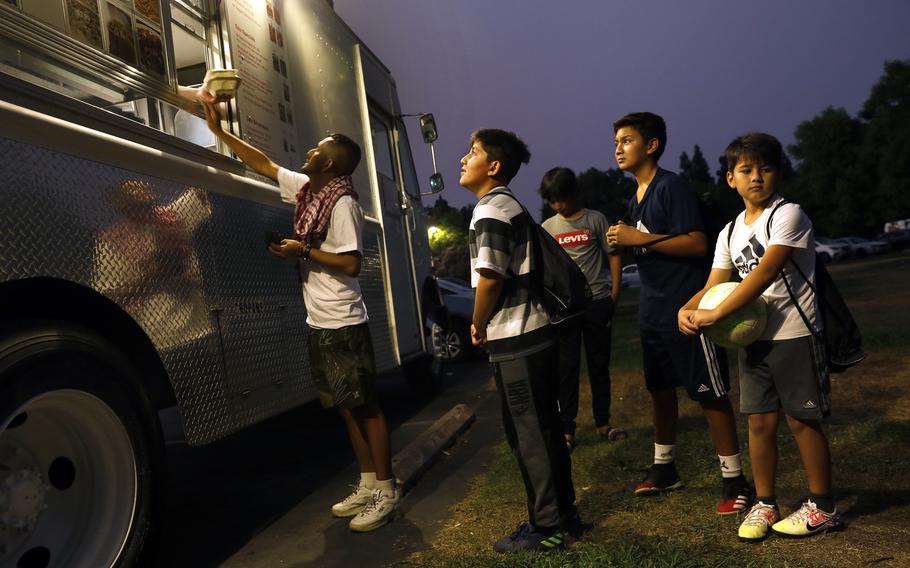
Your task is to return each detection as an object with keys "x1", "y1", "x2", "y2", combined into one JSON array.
[{"x1": 678, "y1": 132, "x2": 843, "y2": 543}]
